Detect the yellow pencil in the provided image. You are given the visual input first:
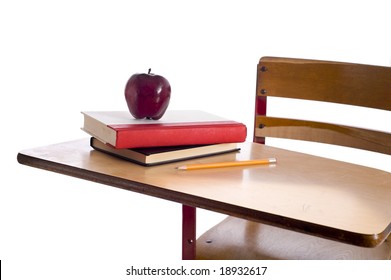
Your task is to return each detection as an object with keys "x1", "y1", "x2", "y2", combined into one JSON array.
[{"x1": 176, "y1": 158, "x2": 277, "y2": 170}]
